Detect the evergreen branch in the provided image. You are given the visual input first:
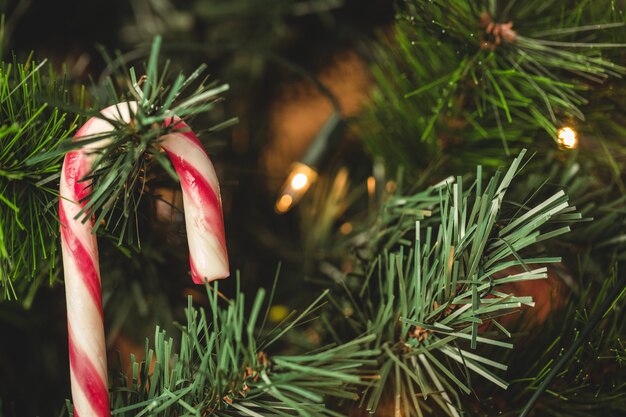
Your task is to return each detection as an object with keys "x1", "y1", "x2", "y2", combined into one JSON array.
[
  {"x1": 518, "y1": 274, "x2": 625, "y2": 417},
  {"x1": 361, "y1": 0, "x2": 626, "y2": 177},
  {"x1": 466, "y1": 151, "x2": 626, "y2": 417},
  {"x1": 329, "y1": 150, "x2": 583, "y2": 416},
  {"x1": 105, "y1": 280, "x2": 377, "y2": 417},
  {"x1": 0, "y1": 55, "x2": 79, "y2": 303},
  {"x1": 462, "y1": 261, "x2": 626, "y2": 417}
]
